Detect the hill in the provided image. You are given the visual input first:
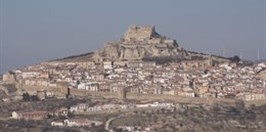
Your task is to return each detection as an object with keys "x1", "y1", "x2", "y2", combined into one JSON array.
[{"x1": 54, "y1": 25, "x2": 232, "y2": 64}]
